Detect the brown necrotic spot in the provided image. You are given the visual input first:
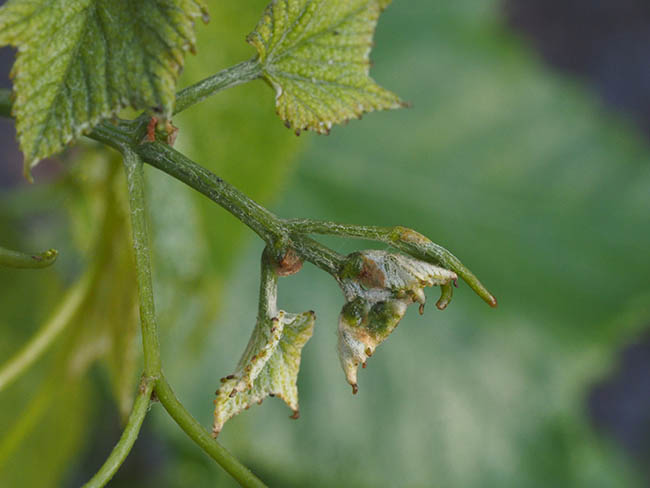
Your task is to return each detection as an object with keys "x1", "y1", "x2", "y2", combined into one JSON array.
[{"x1": 275, "y1": 248, "x2": 303, "y2": 276}]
